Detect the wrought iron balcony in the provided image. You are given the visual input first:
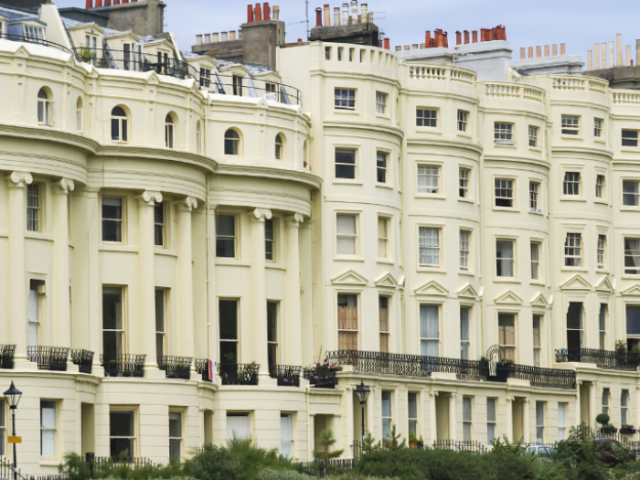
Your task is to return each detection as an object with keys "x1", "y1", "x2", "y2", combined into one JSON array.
[
  {"x1": 158, "y1": 356, "x2": 192, "y2": 379},
  {"x1": 303, "y1": 365, "x2": 338, "y2": 389},
  {"x1": 101, "y1": 354, "x2": 146, "y2": 377},
  {"x1": 217, "y1": 363, "x2": 259, "y2": 386},
  {"x1": 433, "y1": 440, "x2": 488, "y2": 453},
  {"x1": 326, "y1": 350, "x2": 576, "y2": 390},
  {"x1": 0, "y1": 344, "x2": 15, "y2": 369},
  {"x1": 195, "y1": 358, "x2": 214, "y2": 382},
  {"x1": 555, "y1": 348, "x2": 639, "y2": 371},
  {"x1": 269, "y1": 365, "x2": 302, "y2": 387},
  {"x1": 28, "y1": 346, "x2": 70, "y2": 371},
  {"x1": 71, "y1": 349, "x2": 94, "y2": 374}
]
